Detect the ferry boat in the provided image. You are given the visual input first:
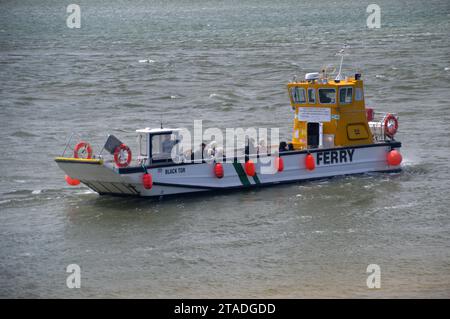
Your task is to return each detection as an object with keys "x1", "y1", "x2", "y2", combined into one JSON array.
[{"x1": 55, "y1": 62, "x2": 402, "y2": 198}]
